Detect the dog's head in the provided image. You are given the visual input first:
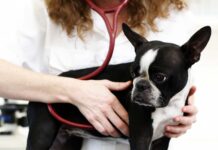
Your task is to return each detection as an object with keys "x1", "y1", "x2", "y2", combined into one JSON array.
[{"x1": 123, "y1": 23, "x2": 211, "y2": 108}]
